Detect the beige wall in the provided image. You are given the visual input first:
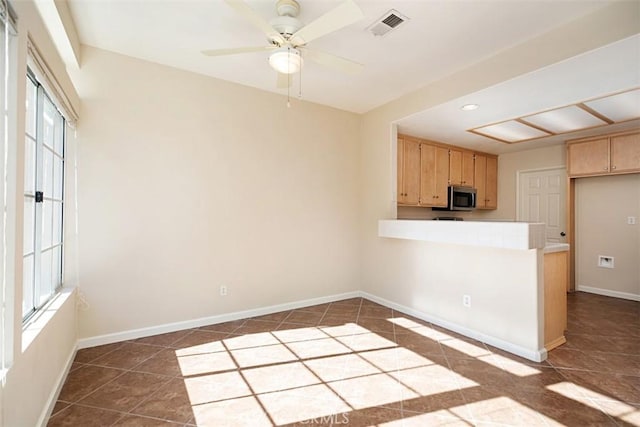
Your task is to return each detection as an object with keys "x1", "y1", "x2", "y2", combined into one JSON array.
[
  {"x1": 2, "y1": 1, "x2": 80, "y2": 426},
  {"x1": 68, "y1": 46, "x2": 361, "y2": 339},
  {"x1": 3, "y1": 1, "x2": 639, "y2": 424},
  {"x1": 576, "y1": 174, "x2": 640, "y2": 299}
]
